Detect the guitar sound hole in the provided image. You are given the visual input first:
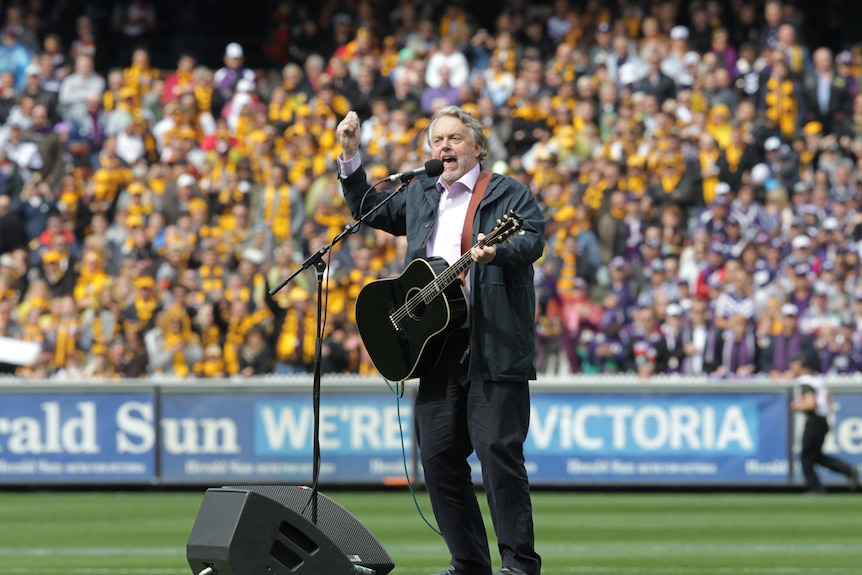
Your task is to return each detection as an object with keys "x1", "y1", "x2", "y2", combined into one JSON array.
[{"x1": 405, "y1": 287, "x2": 426, "y2": 320}]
